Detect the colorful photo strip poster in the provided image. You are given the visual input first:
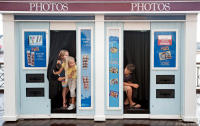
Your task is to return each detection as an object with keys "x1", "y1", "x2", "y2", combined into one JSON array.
[
  {"x1": 109, "y1": 29, "x2": 119, "y2": 107},
  {"x1": 81, "y1": 29, "x2": 91, "y2": 107},
  {"x1": 154, "y1": 31, "x2": 176, "y2": 68},
  {"x1": 24, "y1": 31, "x2": 46, "y2": 68}
]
